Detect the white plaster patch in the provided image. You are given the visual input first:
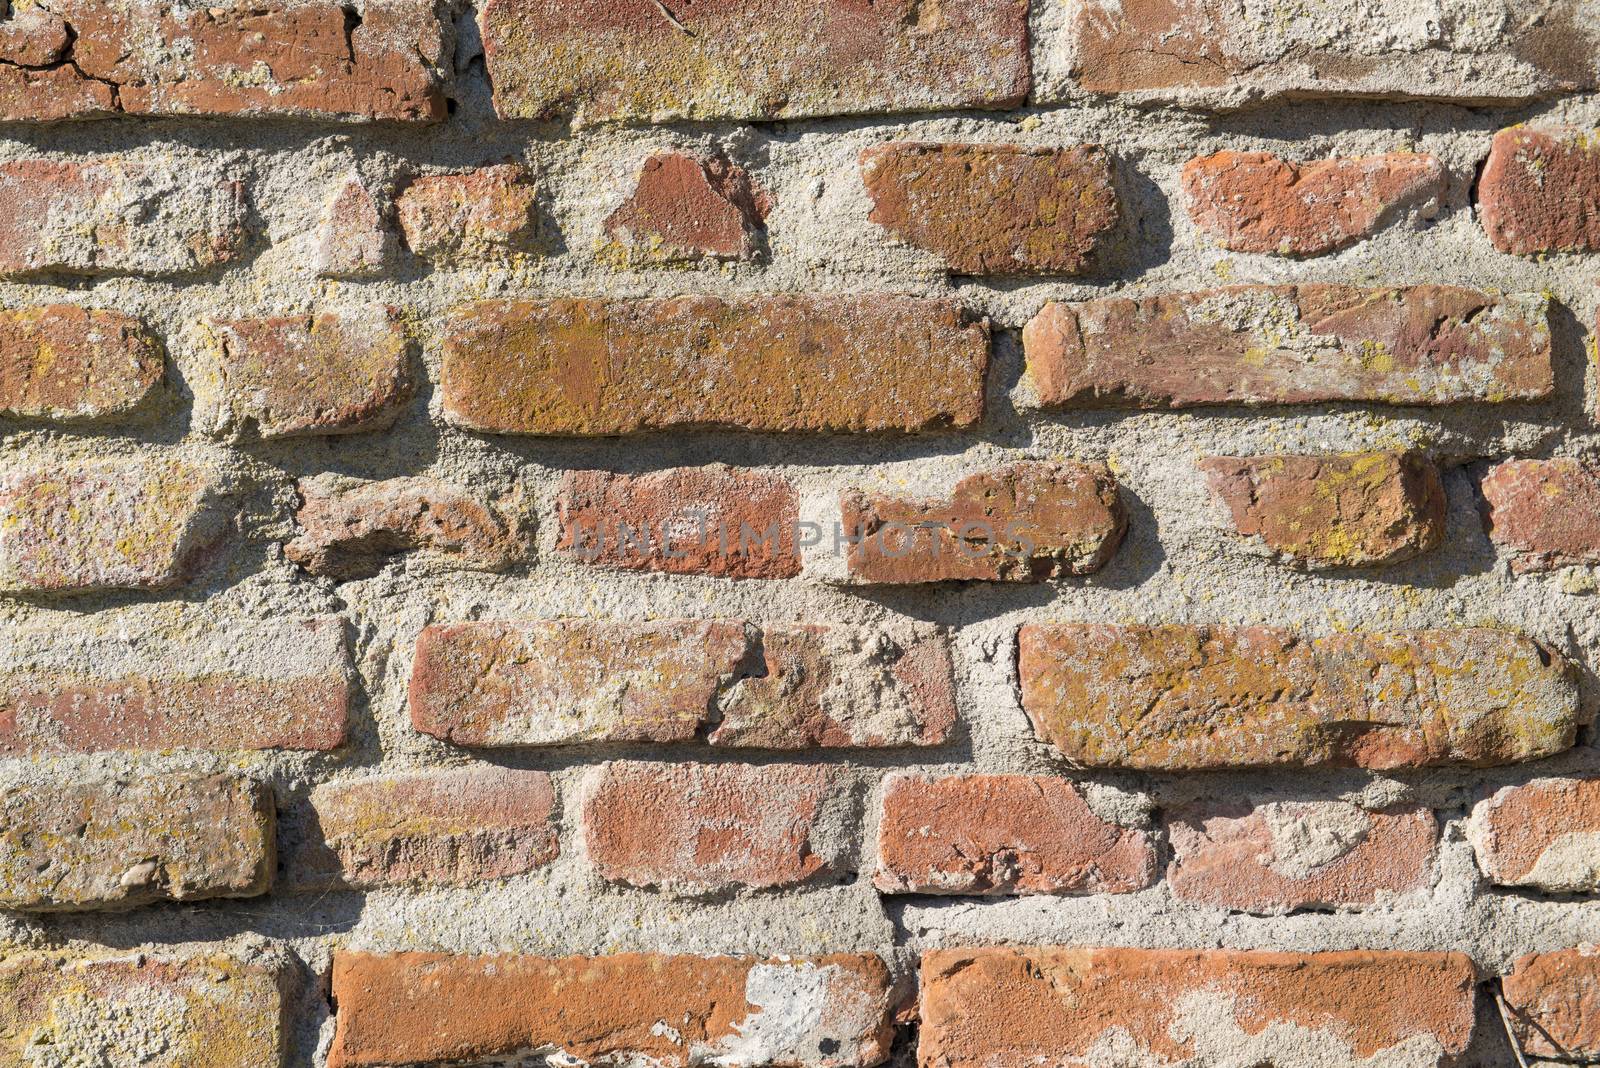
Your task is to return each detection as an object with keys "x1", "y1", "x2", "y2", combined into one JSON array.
[{"x1": 1260, "y1": 801, "x2": 1372, "y2": 879}]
